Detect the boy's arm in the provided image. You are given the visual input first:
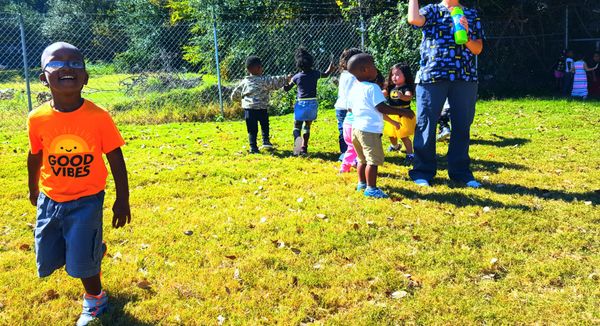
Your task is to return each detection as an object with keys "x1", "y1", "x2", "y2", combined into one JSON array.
[
  {"x1": 106, "y1": 147, "x2": 131, "y2": 228},
  {"x1": 383, "y1": 115, "x2": 401, "y2": 129},
  {"x1": 230, "y1": 81, "x2": 243, "y2": 101},
  {"x1": 265, "y1": 75, "x2": 290, "y2": 91},
  {"x1": 27, "y1": 151, "x2": 42, "y2": 206},
  {"x1": 376, "y1": 102, "x2": 415, "y2": 119}
]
